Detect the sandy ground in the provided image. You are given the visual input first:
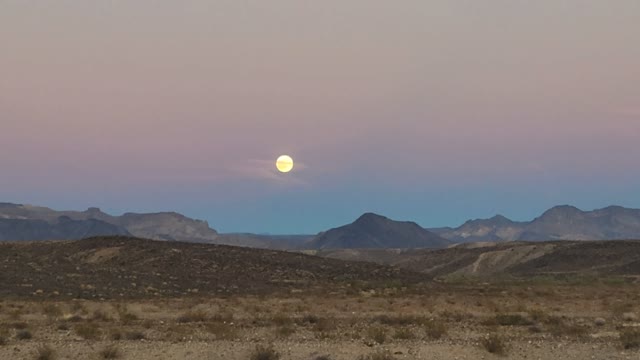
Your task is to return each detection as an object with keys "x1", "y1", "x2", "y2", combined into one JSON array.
[{"x1": 1, "y1": 284, "x2": 640, "y2": 359}]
